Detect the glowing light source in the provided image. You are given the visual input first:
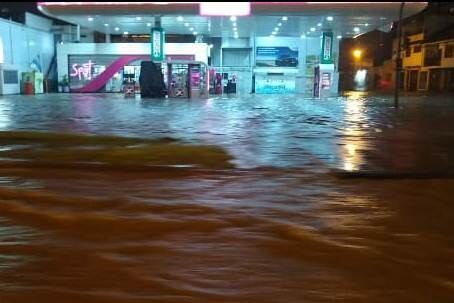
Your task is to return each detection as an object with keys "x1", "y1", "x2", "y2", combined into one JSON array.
[
  {"x1": 184, "y1": 23, "x2": 189, "y2": 27},
  {"x1": 353, "y1": 27, "x2": 360, "y2": 32},
  {"x1": 317, "y1": 23, "x2": 322, "y2": 26},
  {"x1": 114, "y1": 27, "x2": 120, "y2": 31},
  {"x1": 200, "y1": 3, "x2": 250, "y2": 16},
  {"x1": 104, "y1": 23, "x2": 109, "y2": 27},
  {"x1": 300, "y1": 34, "x2": 306, "y2": 38},
  {"x1": 230, "y1": 16, "x2": 237, "y2": 21},
  {"x1": 310, "y1": 27, "x2": 316, "y2": 32},
  {"x1": 177, "y1": 16, "x2": 184, "y2": 21},
  {"x1": 123, "y1": 31, "x2": 129, "y2": 35},
  {"x1": 88, "y1": 17, "x2": 94, "y2": 21},
  {"x1": 147, "y1": 23, "x2": 152, "y2": 27},
  {"x1": 282, "y1": 16, "x2": 288, "y2": 21},
  {"x1": 136, "y1": 16, "x2": 142, "y2": 20},
  {"x1": 352, "y1": 49, "x2": 362, "y2": 59},
  {"x1": 337, "y1": 35, "x2": 342, "y2": 39},
  {"x1": 189, "y1": 27, "x2": 194, "y2": 31},
  {"x1": 327, "y1": 16, "x2": 333, "y2": 21}
]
